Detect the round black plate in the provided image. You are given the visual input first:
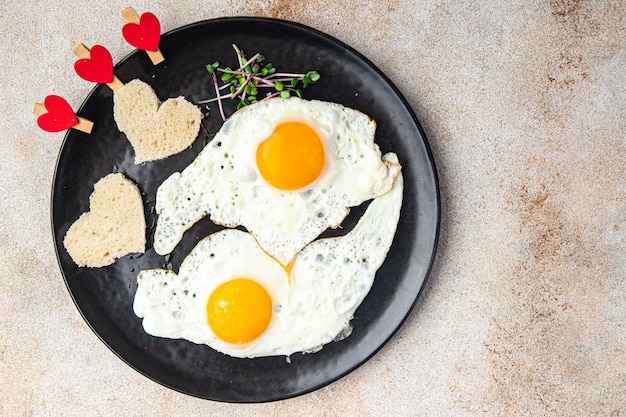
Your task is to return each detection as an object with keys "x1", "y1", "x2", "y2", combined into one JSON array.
[{"x1": 51, "y1": 17, "x2": 439, "y2": 403}]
